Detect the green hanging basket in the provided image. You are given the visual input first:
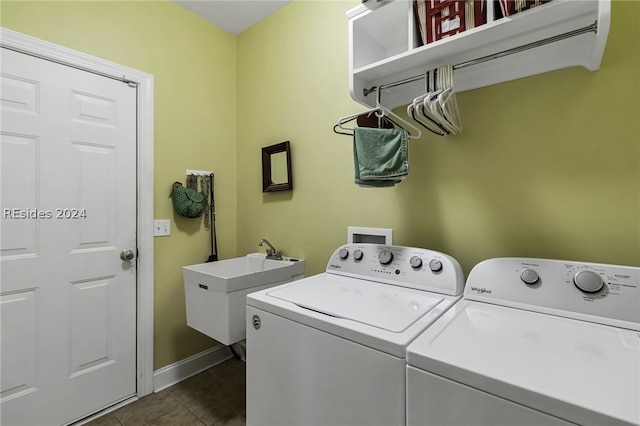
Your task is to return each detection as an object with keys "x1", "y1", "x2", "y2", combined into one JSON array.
[{"x1": 172, "y1": 182, "x2": 205, "y2": 218}]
